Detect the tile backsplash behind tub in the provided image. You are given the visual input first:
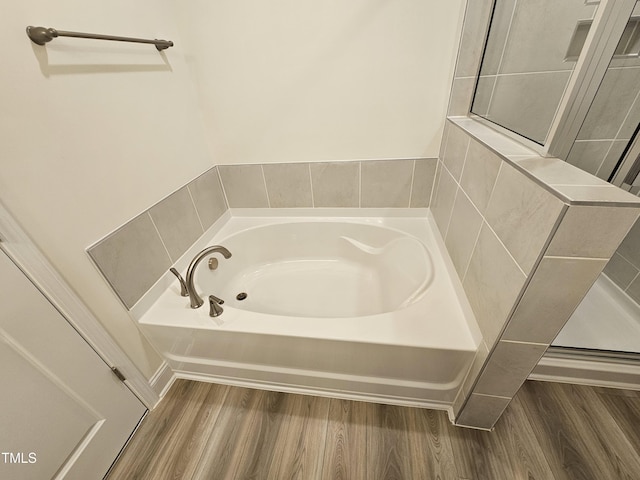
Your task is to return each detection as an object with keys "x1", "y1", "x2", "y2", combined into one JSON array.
[{"x1": 88, "y1": 158, "x2": 437, "y2": 310}]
